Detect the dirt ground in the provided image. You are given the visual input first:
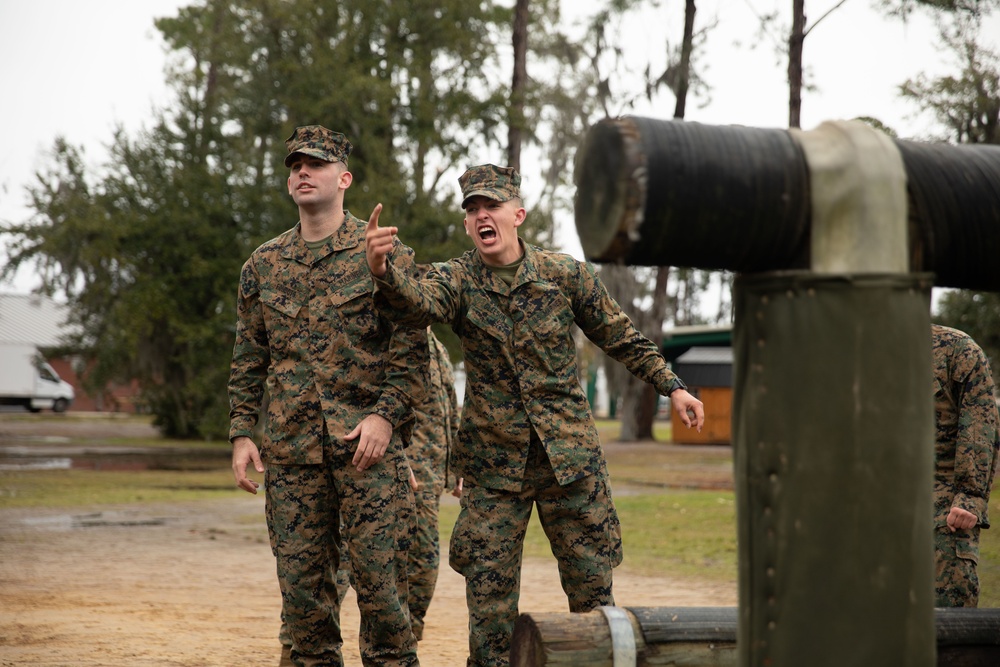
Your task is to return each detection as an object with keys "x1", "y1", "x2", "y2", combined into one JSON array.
[{"x1": 0, "y1": 416, "x2": 737, "y2": 667}]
